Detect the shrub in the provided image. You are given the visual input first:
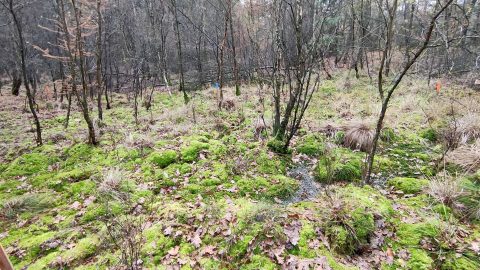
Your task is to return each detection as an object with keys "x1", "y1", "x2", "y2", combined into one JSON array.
[
  {"x1": 421, "y1": 128, "x2": 438, "y2": 142},
  {"x1": 315, "y1": 149, "x2": 363, "y2": 183},
  {"x1": 380, "y1": 127, "x2": 396, "y2": 142}
]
